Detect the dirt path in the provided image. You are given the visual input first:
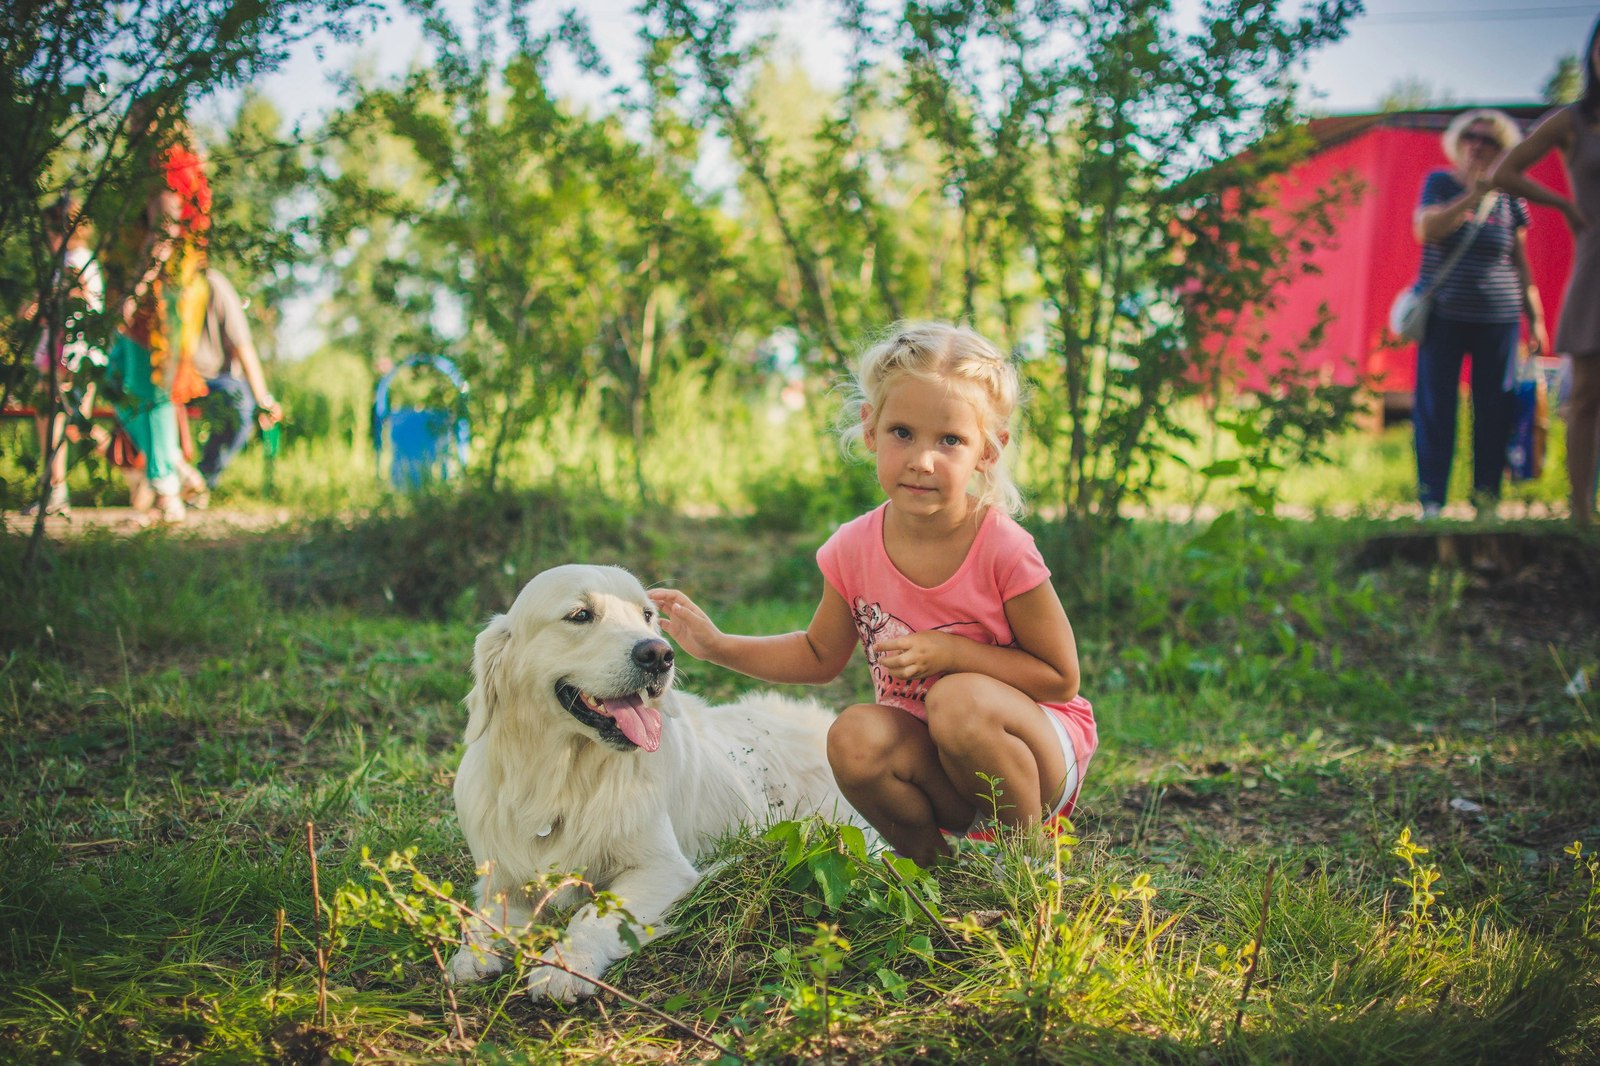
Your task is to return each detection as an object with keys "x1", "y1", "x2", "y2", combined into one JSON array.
[
  {"x1": 3, "y1": 498, "x2": 1573, "y2": 543},
  {"x1": 2, "y1": 505, "x2": 296, "y2": 541}
]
